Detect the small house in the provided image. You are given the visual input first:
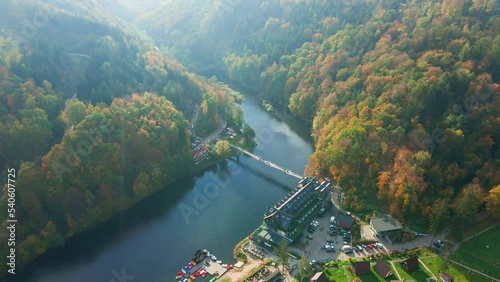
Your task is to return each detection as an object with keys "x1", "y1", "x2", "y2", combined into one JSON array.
[
  {"x1": 401, "y1": 256, "x2": 419, "y2": 273},
  {"x1": 310, "y1": 271, "x2": 329, "y2": 282},
  {"x1": 374, "y1": 259, "x2": 393, "y2": 278},
  {"x1": 353, "y1": 261, "x2": 371, "y2": 275},
  {"x1": 440, "y1": 272, "x2": 454, "y2": 282}
]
